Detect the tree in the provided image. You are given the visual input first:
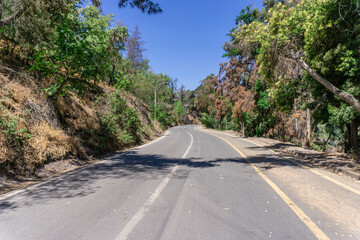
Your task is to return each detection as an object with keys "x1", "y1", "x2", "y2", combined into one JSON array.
[
  {"x1": 118, "y1": 0, "x2": 162, "y2": 14},
  {"x1": 0, "y1": 0, "x2": 25, "y2": 26},
  {"x1": 173, "y1": 101, "x2": 185, "y2": 123},
  {"x1": 31, "y1": 5, "x2": 128, "y2": 98},
  {"x1": 0, "y1": 0, "x2": 102, "y2": 28},
  {"x1": 0, "y1": 0, "x2": 160, "y2": 28},
  {"x1": 222, "y1": 0, "x2": 360, "y2": 151},
  {"x1": 125, "y1": 25, "x2": 148, "y2": 71},
  {"x1": 233, "y1": 0, "x2": 360, "y2": 113},
  {"x1": 194, "y1": 75, "x2": 216, "y2": 113}
]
